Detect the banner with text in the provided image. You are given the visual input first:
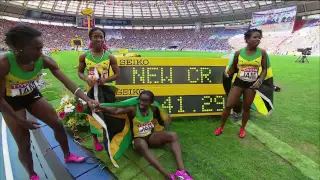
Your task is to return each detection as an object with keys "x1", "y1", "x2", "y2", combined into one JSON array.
[
  {"x1": 96, "y1": 19, "x2": 132, "y2": 26},
  {"x1": 25, "y1": 10, "x2": 76, "y2": 23},
  {"x1": 251, "y1": 6, "x2": 297, "y2": 32}
]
